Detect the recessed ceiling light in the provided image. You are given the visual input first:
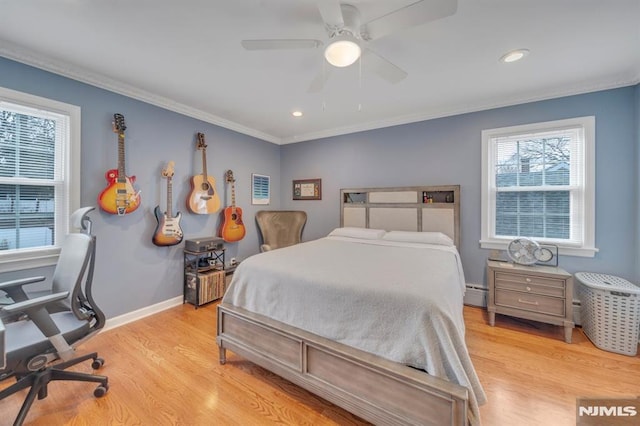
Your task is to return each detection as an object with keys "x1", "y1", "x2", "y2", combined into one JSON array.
[
  {"x1": 500, "y1": 49, "x2": 530, "y2": 63},
  {"x1": 292, "y1": 111, "x2": 303, "y2": 117}
]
